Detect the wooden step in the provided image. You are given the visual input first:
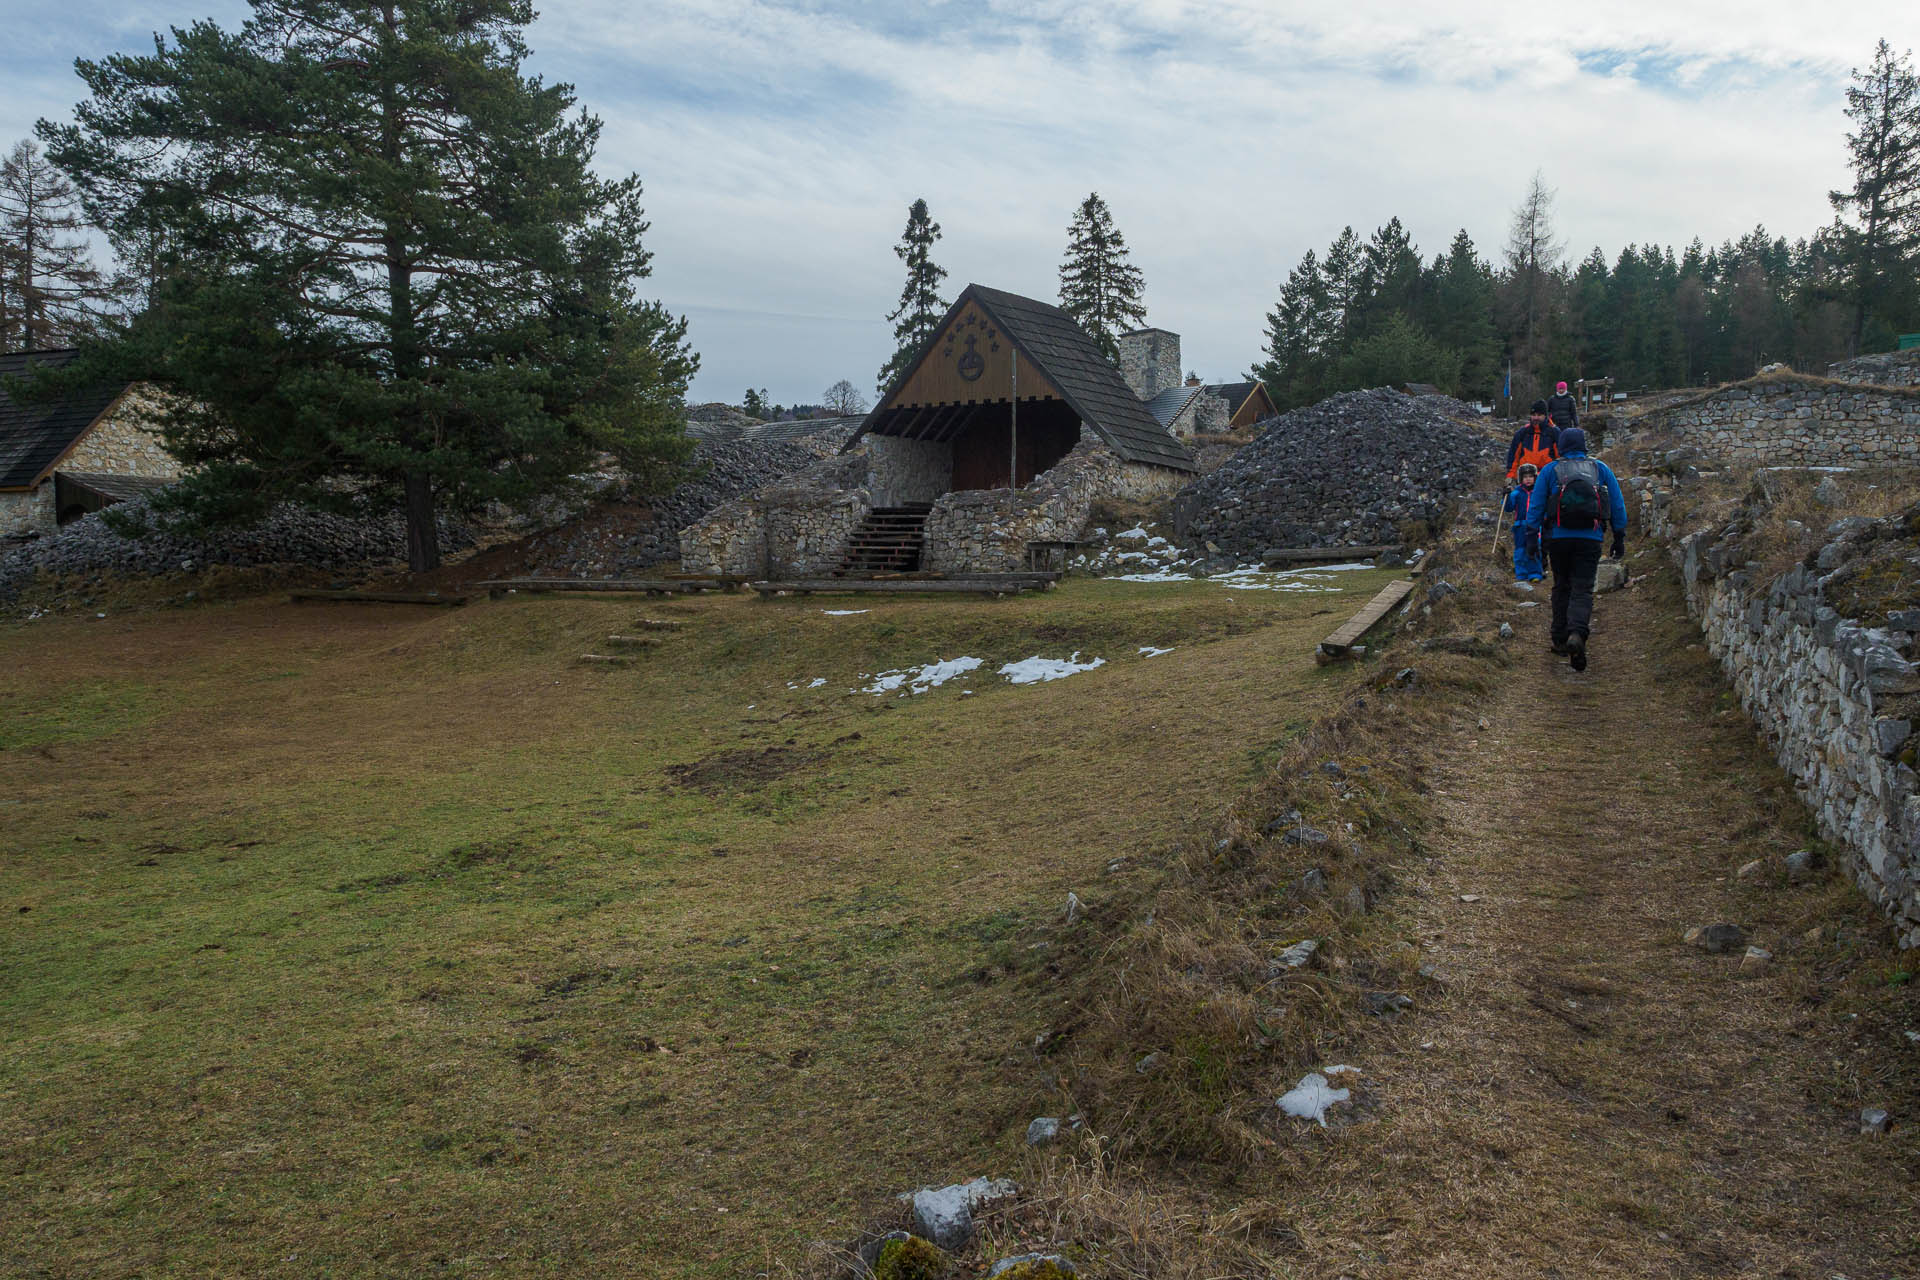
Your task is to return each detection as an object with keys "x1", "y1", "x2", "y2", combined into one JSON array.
[{"x1": 1316, "y1": 578, "x2": 1416, "y2": 661}]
